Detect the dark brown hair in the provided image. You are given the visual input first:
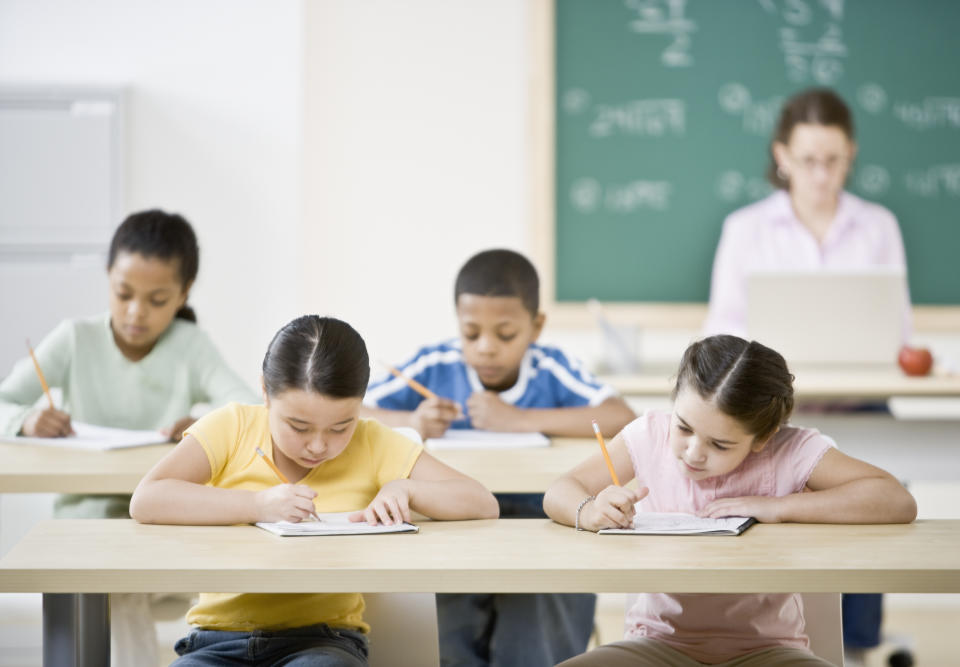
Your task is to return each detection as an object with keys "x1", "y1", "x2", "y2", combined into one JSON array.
[
  {"x1": 262, "y1": 315, "x2": 370, "y2": 399},
  {"x1": 108, "y1": 209, "x2": 200, "y2": 322},
  {"x1": 455, "y1": 249, "x2": 539, "y2": 316},
  {"x1": 767, "y1": 88, "x2": 855, "y2": 189},
  {"x1": 672, "y1": 335, "x2": 794, "y2": 442}
]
